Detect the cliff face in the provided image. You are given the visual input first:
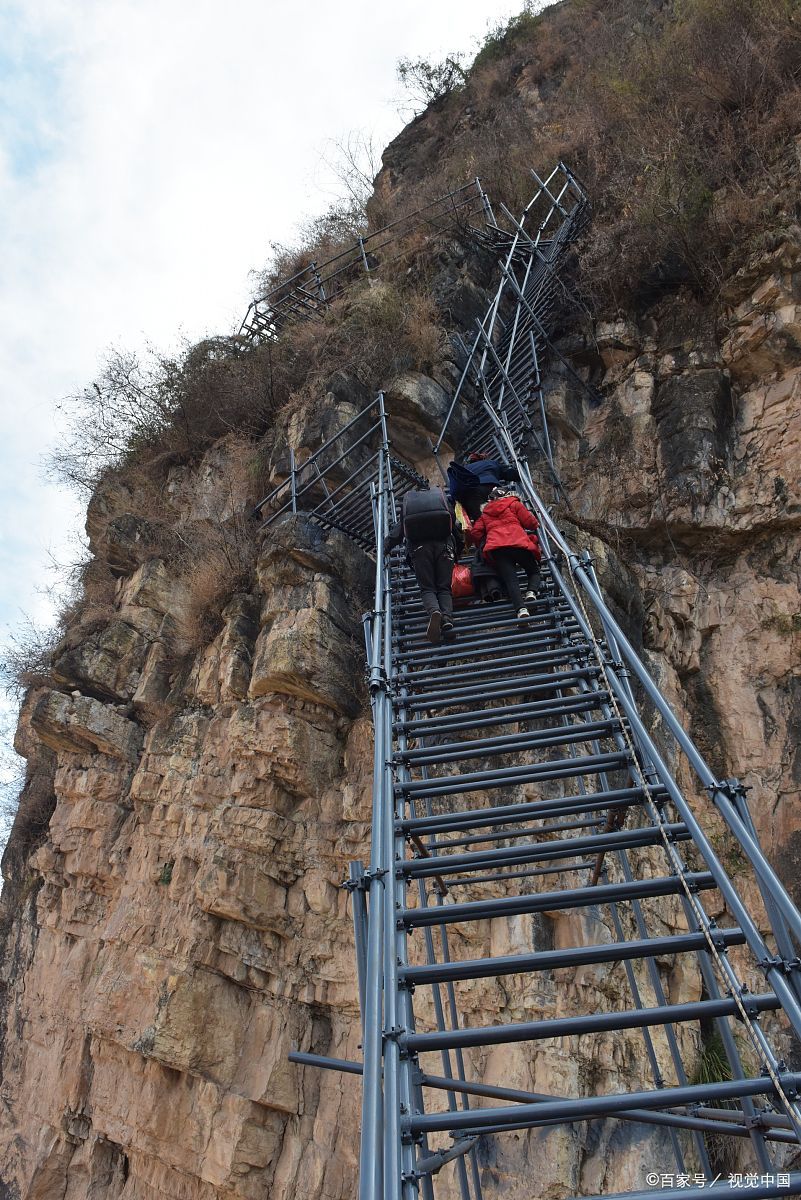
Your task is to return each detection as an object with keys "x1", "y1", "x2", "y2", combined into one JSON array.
[
  {"x1": 3, "y1": 5, "x2": 801, "y2": 1199},
  {"x1": 557, "y1": 239, "x2": 801, "y2": 894}
]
